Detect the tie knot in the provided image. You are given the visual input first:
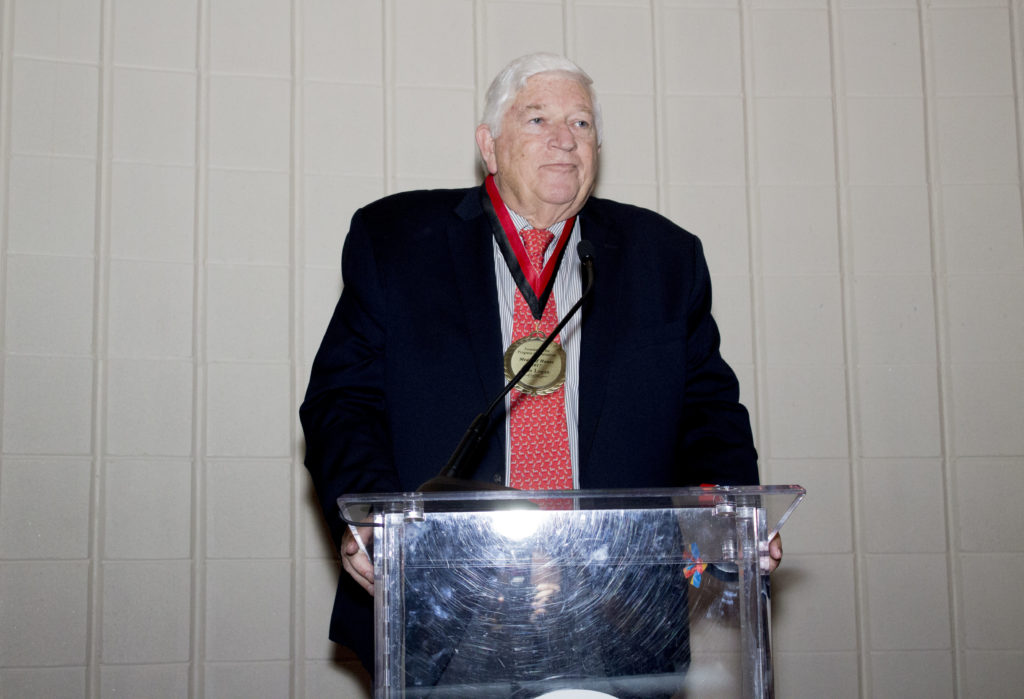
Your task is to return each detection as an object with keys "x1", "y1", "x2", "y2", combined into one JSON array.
[{"x1": 521, "y1": 228, "x2": 554, "y2": 271}]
